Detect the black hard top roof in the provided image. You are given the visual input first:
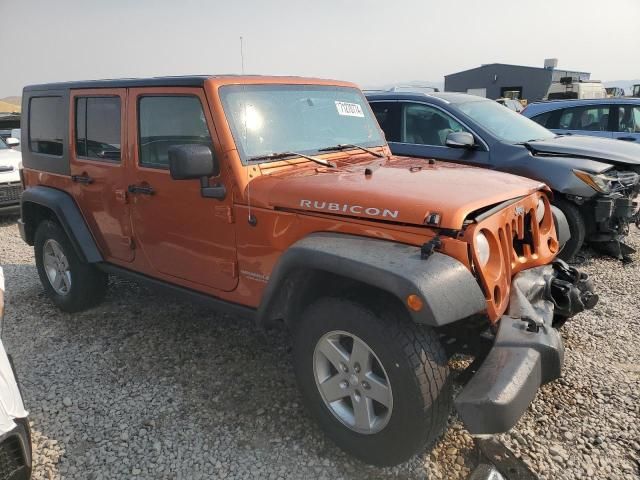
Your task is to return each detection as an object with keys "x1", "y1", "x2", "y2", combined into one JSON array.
[{"x1": 23, "y1": 75, "x2": 245, "y2": 92}]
